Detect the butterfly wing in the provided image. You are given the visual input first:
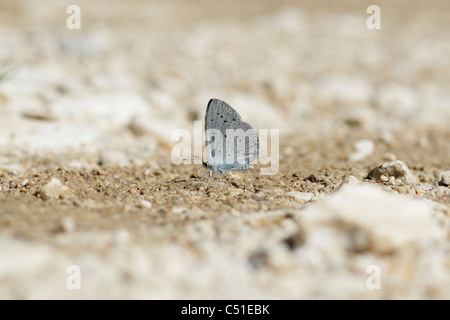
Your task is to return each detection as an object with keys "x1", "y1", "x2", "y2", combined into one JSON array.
[
  {"x1": 205, "y1": 99, "x2": 241, "y2": 168},
  {"x1": 205, "y1": 99, "x2": 259, "y2": 172},
  {"x1": 224, "y1": 120, "x2": 259, "y2": 166}
]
